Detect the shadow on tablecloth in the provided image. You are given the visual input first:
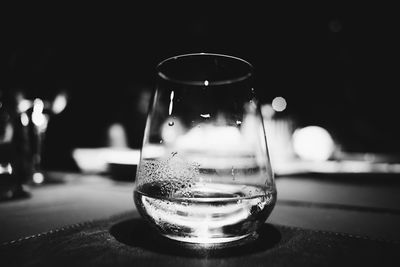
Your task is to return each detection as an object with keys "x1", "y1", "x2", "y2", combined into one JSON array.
[
  {"x1": 1, "y1": 211, "x2": 399, "y2": 267},
  {"x1": 109, "y1": 218, "x2": 281, "y2": 257}
]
